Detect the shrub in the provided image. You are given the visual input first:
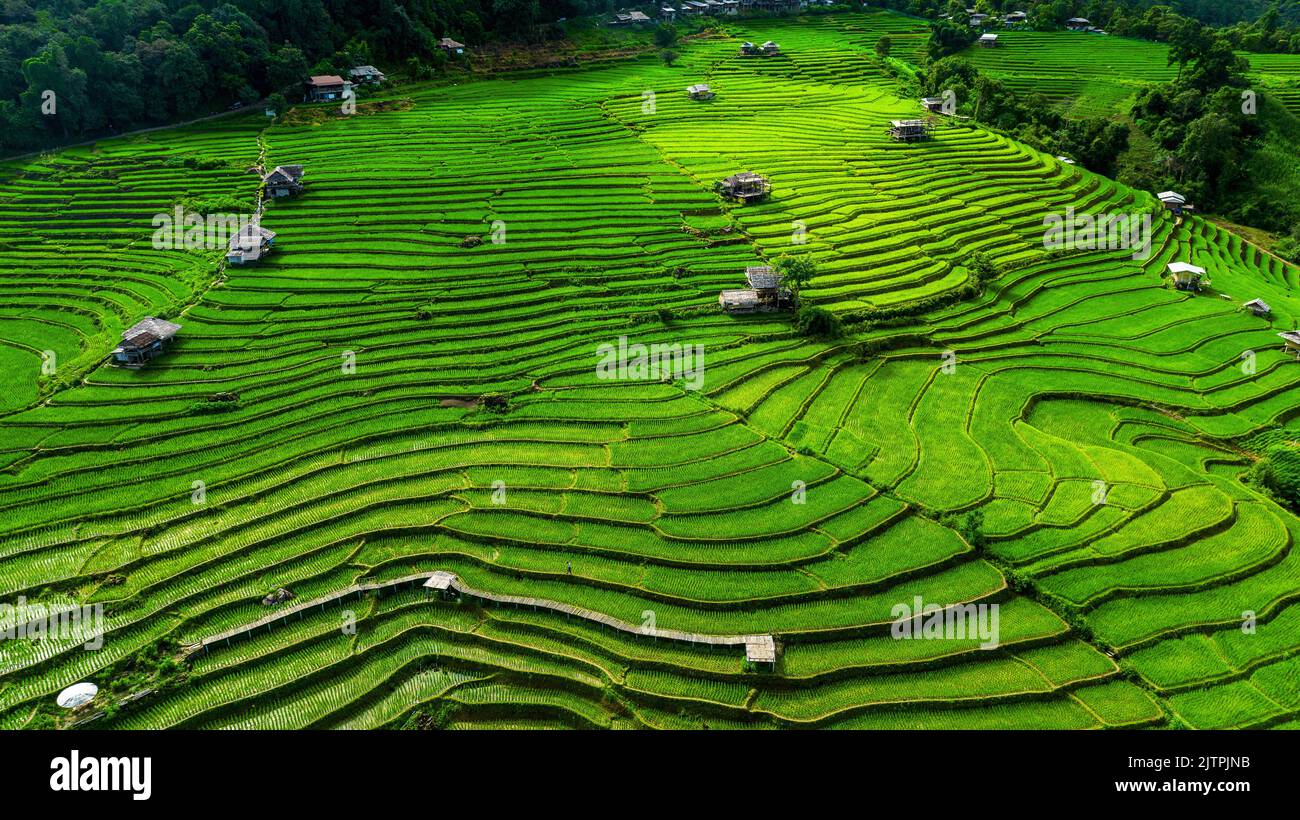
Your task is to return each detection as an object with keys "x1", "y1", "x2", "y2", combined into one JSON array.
[
  {"x1": 964, "y1": 251, "x2": 999, "y2": 285},
  {"x1": 1275, "y1": 231, "x2": 1300, "y2": 263},
  {"x1": 188, "y1": 393, "x2": 242, "y2": 415},
  {"x1": 265, "y1": 92, "x2": 288, "y2": 117},
  {"x1": 1249, "y1": 447, "x2": 1300, "y2": 508},
  {"x1": 941, "y1": 509, "x2": 986, "y2": 548},
  {"x1": 795, "y1": 305, "x2": 842, "y2": 339}
]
